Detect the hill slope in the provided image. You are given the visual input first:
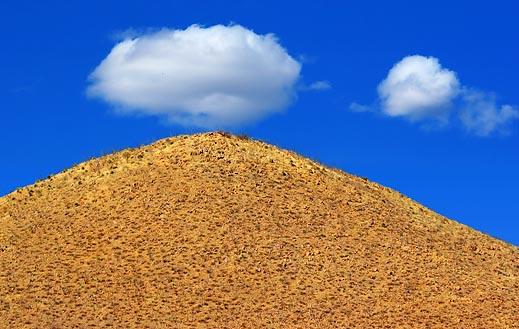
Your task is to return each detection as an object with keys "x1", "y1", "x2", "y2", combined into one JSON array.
[{"x1": 1, "y1": 132, "x2": 518, "y2": 328}]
